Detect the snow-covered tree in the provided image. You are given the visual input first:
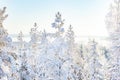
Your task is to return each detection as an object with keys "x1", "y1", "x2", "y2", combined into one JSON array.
[
  {"x1": 17, "y1": 31, "x2": 24, "y2": 49},
  {"x1": 51, "y1": 12, "x2": 65, "y2": 37},
  {"x1": 18, "y1": 31, "x2": 23, "y2": 42},
  {"x1": 99, "y1": 46, "x2": 110, "y2": 80},
  {"x1": 87, "y1": 39, "x2": 103, "y2": 80},
  {"x1": 41, "y1": 29, "x2": 47, "y2": 43},
  {"x1": 17, "y1": 30, "x2": 36, "y2": 80},
  {"x1": 106, "y1": 0, "x2": 120, "y2": 79},
  {"x1": 100, "y1": 46, "x2": 110, "y2": 61},
  {"x1": 0, "y1": 7, "x2": 8, "y2": 50},
  {"x1": 65, "y1": 25, "x2": 75, "y2": 52},
  {"x1": 78, "y1": 44, "x2": 84, "y2": 59},
  {"x1": 76, "y1": 44, "x2": 89, "y2": 80},
  {"x1": 19, "y1": 51, "x2": 35, "y2": 80},
  {"x1": 30, "y1": 23, "x2": 41, "y2": 45},
  {"x1": 0, "y1": 7, "x2": 18, "y2": 80}
]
